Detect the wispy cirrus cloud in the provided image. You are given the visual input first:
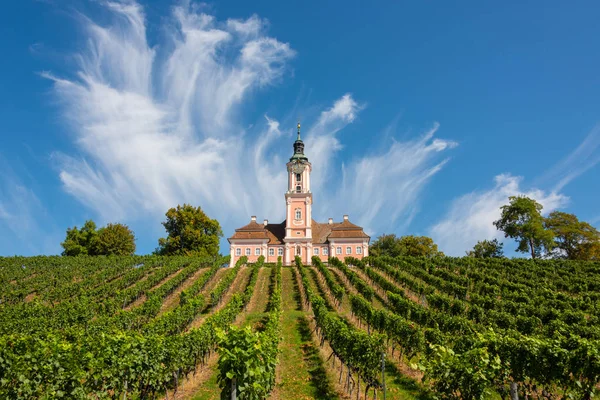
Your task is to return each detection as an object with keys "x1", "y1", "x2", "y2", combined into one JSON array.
[
  {"x1": 430, "y1": 174, "x2": 568, "y2": 256},
  {"x1": 330, "y1": 123, "x2": 457, "y2": 234},
  {"x1": 41, "y1": 0, "x2": 458, "y2": 250},
  {"x1": 44, "y1": 1, "x2": 296, "y2": 227},
  {"x1": 538, "y1": 124, "x2": 600, "y2": 192}
]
